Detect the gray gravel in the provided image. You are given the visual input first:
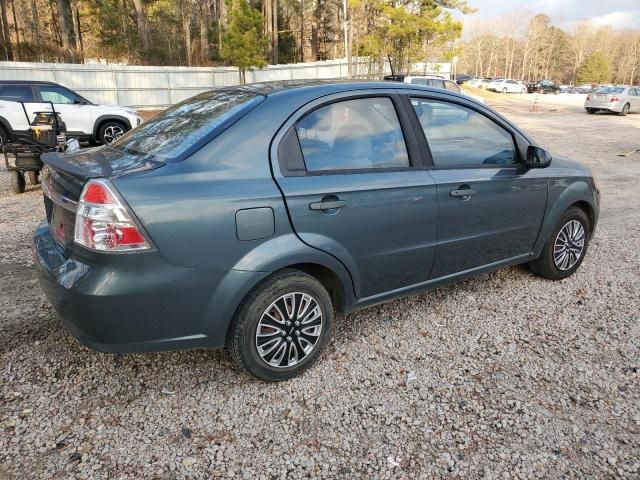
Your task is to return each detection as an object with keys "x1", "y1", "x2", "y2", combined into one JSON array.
[{"x1": 1, "y1": 99, "x2": 639, "y2": 479}]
